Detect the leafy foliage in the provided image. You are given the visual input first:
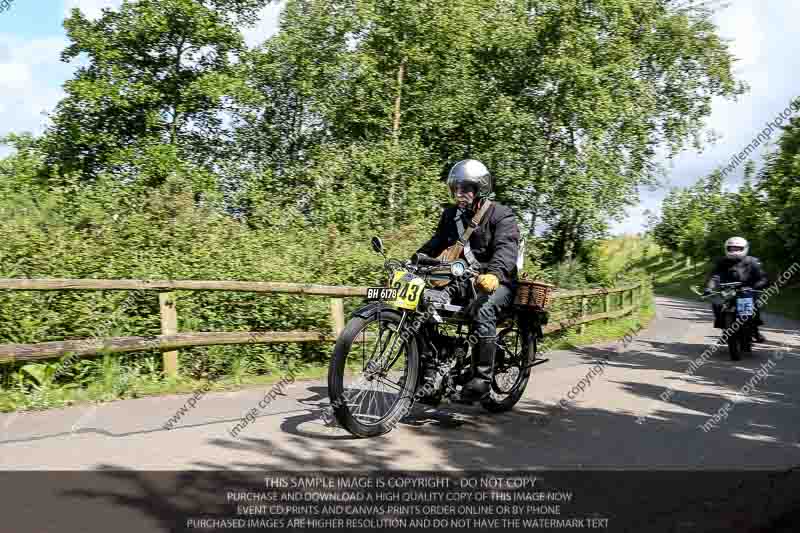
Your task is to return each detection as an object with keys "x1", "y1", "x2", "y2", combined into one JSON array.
[
  {"x1": 649, "y1": 116, "x2": 800, "y2": 277},
  {"x1": 0, "y1": 0, "x2": 743, "y2": 409}
]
